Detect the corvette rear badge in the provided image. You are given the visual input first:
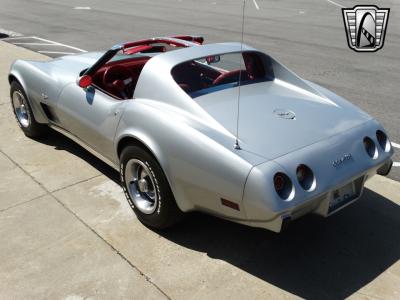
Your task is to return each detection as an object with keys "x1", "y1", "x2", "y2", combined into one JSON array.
[
  {"x1": 332, "y1": 153, "x2": 352, "y2": 168},
  {"x1": 273, "y1": 109, "x2": 296, "y2": 120},
  {"x1": 342, "y1": 5, "x2": 390, "y2": 52}
]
